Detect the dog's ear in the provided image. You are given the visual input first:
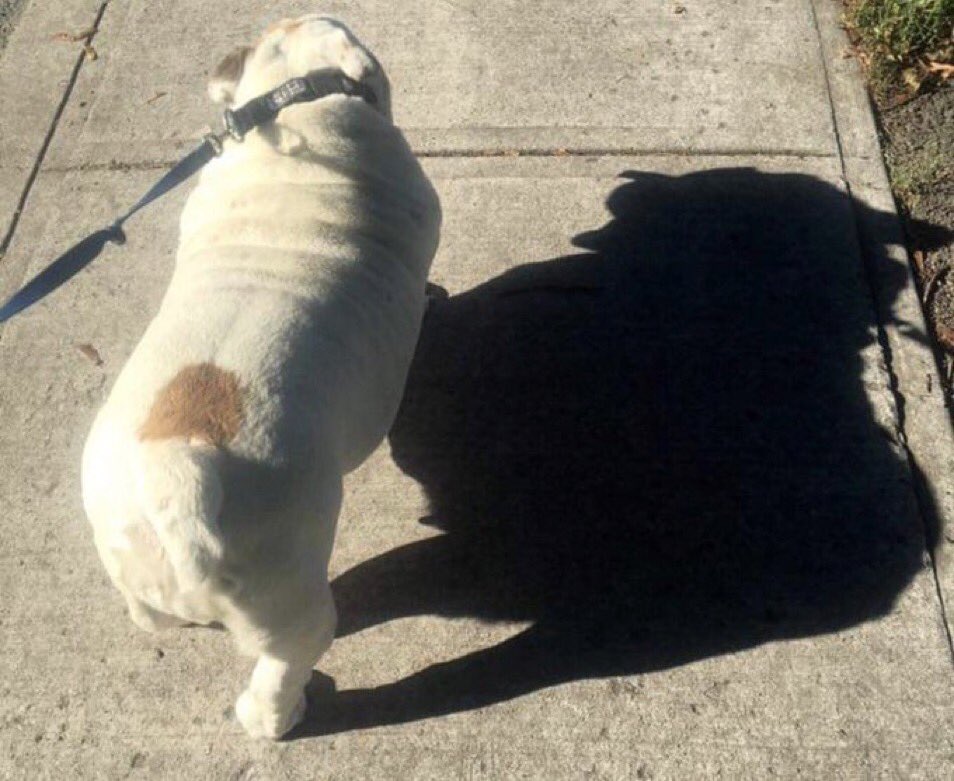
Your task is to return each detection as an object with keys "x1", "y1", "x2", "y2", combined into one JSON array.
[
  {"x1": 329, "y1": 27, "x2": 376, "y2": 84},
  {"x1": 208, "y1": 46, "x2": 253, "y2": 105}
]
